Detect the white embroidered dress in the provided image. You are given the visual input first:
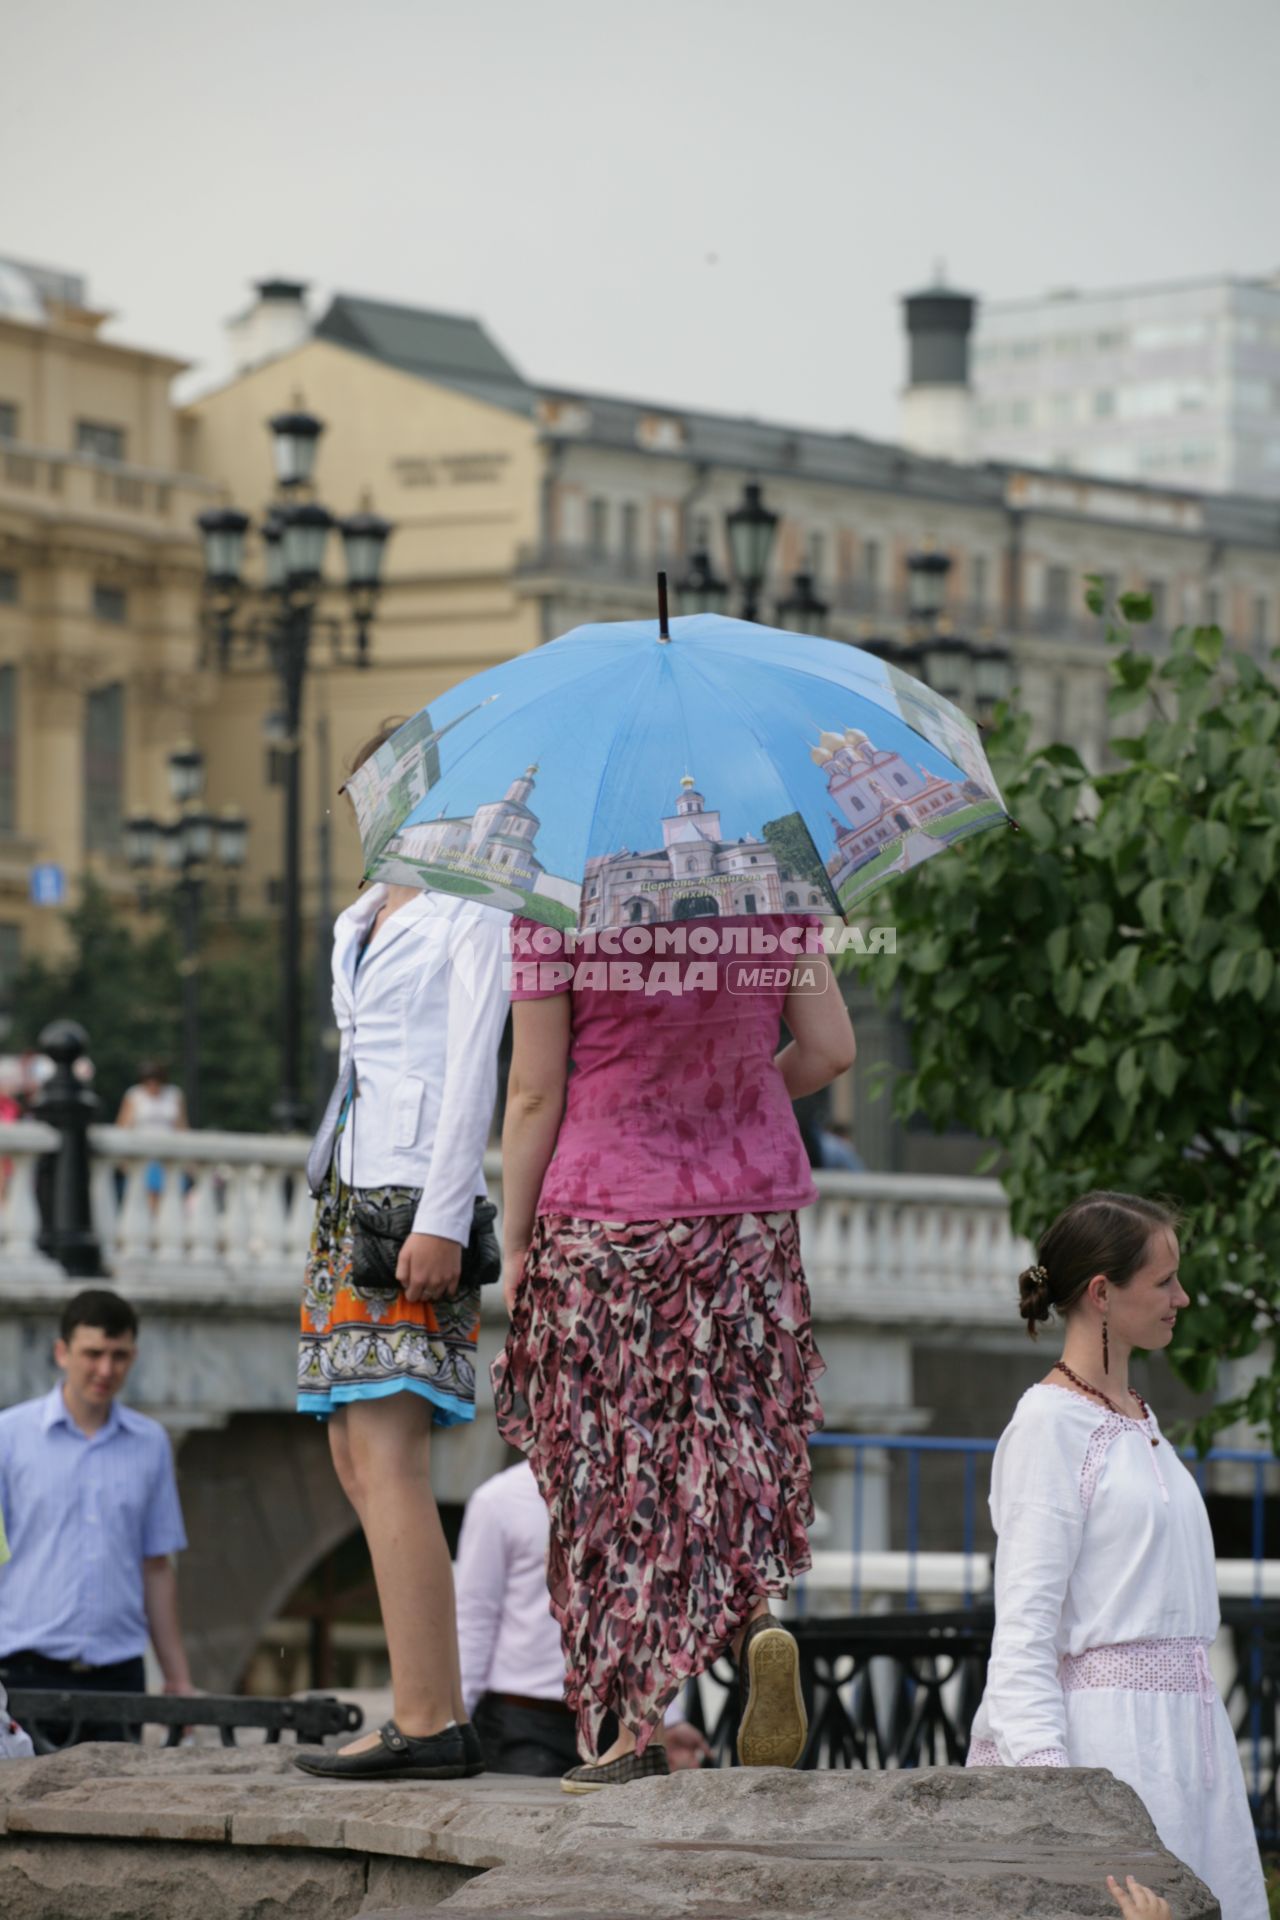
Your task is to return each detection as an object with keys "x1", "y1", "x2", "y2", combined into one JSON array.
[{"x1": 968, "y1": 1382, "x2": 1266, "y2": 1920}]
